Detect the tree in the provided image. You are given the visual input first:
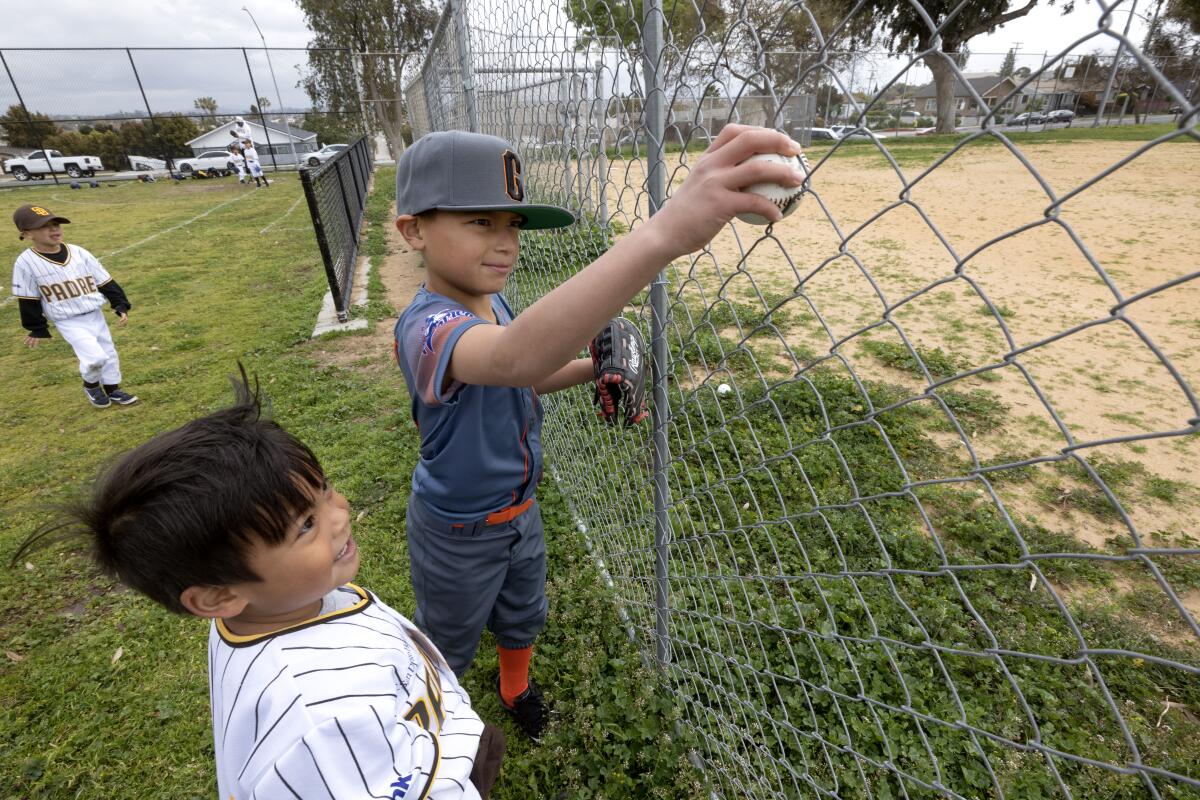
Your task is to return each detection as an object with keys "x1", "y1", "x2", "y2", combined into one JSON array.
[
  {"x1": 1122, "y1": 5, "x2": 1200, "y2": 121},
  {"x1": 301, "y1": 111, "x2": 360, "y2": 148},
  {"x1": 0, "y1": 105, "x2": 59, "y2": 147},
  {"x1": 1165, "y1": 0, "x2": 1200, "y2": 33},
  {"x1": 193, "y1": 96, "x2": 219, "y2": 128},
  {"x1": 858, "y1": 1, "x2": 1075, "y2": 133},
  {"x1": 720, "y1": 0, "x2": 874, "y2": 128},
  {"x1": 1000, "y1": 47, "x2": 1017, "y2": 77},
  {"x1": 116, "y1": 114, "x2": 202, "y2": 169},
  {"x1": 297, "y1": 0, "x2": 439, "y2": 159},
  {"x1": 567, "y1": 0, "x2": 727, "y2": 75},
  {"x1": 567, "y1": 0, "x2": 871, "y2": 132}
]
